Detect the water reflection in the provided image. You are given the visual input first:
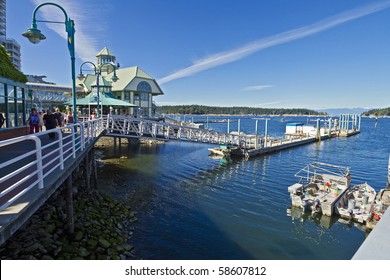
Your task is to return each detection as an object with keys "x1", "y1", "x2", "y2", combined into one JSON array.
[{"x1": 287, "y1": 206, "x2": 338, "y2": 229}]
